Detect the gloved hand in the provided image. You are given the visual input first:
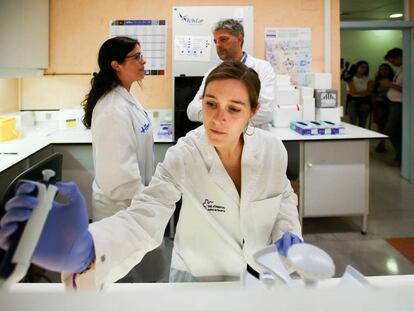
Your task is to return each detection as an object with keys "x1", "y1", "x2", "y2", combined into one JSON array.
[
  {"x1": 275, "y1": 232, "x2": 303, "y2": 257},
  {"x1": 0, "y1": 181, "x2": 95, "y2": 273}
]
